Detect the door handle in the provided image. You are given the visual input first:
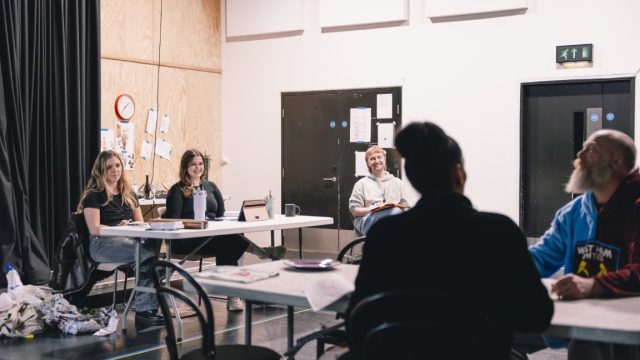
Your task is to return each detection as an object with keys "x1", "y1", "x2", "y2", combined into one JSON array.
[{"x1": 322, "y1": 177, "x2": 337, "y2": 182}]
